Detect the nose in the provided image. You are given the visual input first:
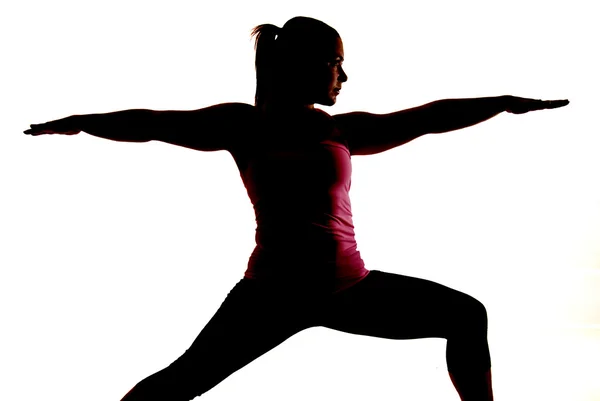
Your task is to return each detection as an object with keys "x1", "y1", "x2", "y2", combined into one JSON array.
[{"x1": 339, "y1": 66, "x2": 348, "y2": 83}]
